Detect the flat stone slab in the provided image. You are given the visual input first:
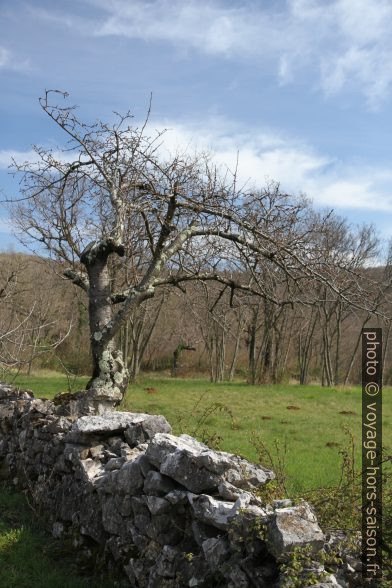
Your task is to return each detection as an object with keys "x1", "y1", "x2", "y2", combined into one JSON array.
[
  {"x1": 67, "y1": 412, "x2": 171, "y2": 443},
  {"x1": 146, "y1": 433, "x2": 275, "y2": 493},
  {"x1": 73, "y1": 412, "x2": 152, "y2": 433}
]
